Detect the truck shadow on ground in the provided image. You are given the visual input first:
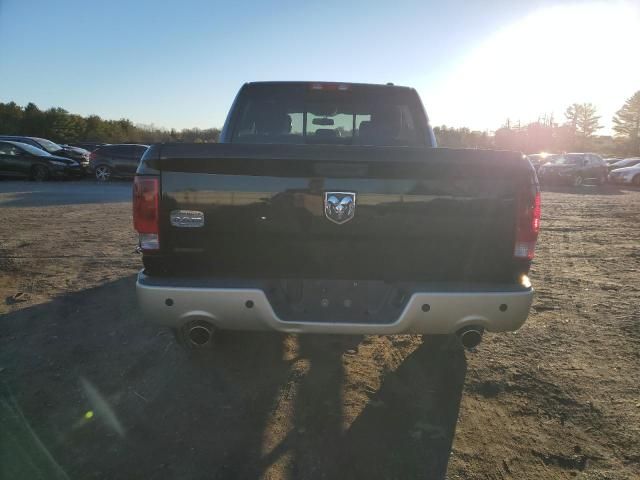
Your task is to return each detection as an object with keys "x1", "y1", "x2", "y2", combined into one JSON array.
[
  {"x1": 0, "y1": 275, "x2": 466, "y2": 480},
  {"x1": 334, "y1": 338, "x2": 466, "y2": 479}
]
